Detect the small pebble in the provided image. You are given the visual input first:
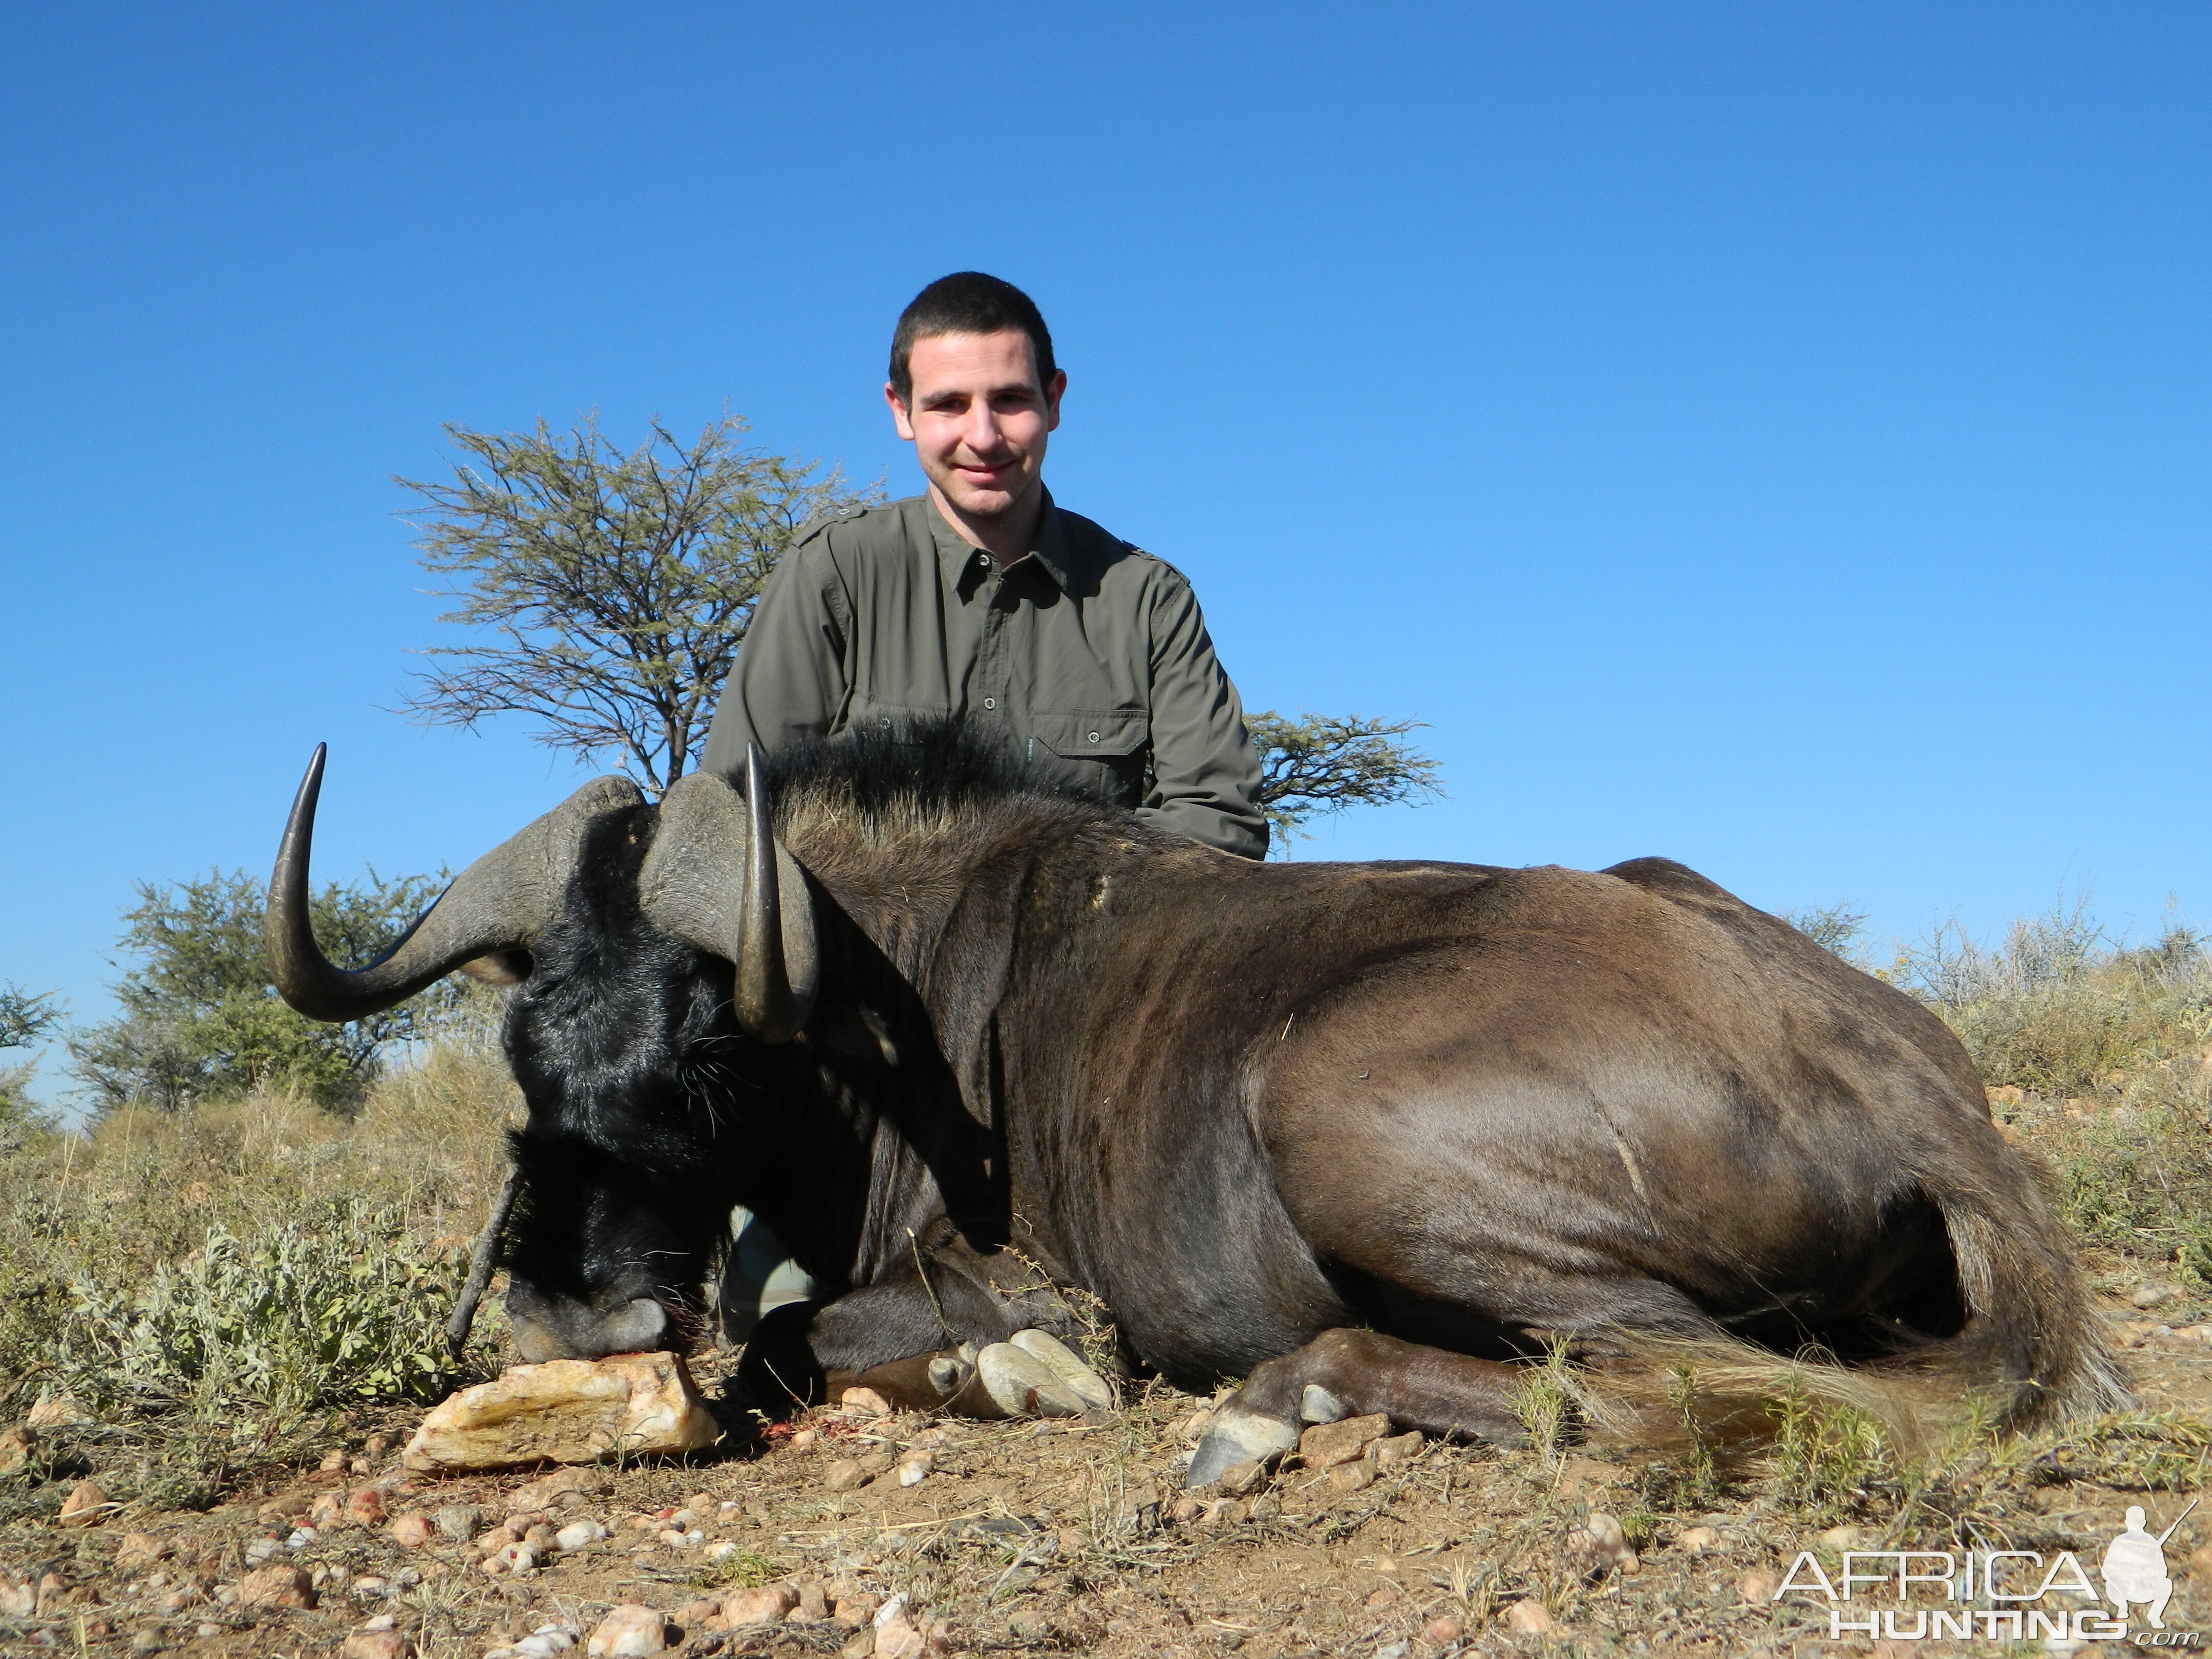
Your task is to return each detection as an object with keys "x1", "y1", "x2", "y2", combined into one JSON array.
[
  {"x1": 58, "y1": 1479, "x2": 110, "y2": 1528},
  {"x1": 435, "y1": 1504, "x2": 484, "y2": 1542},
  {"x1": 822, "y1": 1458, "x2": 873, "y2": 1492},
  {"x1": 721, "y1": 1584, "x2": 799, "y2": 1627},
  {"x1": 345, "y1": 1487, "x2": 386, "y2": 1526},
  {"x1": 587, "y1": 1605, "x2": 668, "y2": 1658},
  {"x1": 1506, "y1": 1600, "x2": 1555, "y2": 1634},
  {"x1": 840, "y1": 1387, "x2": 892, "y2": 1418},
  {"x1": 390, "y1": 1513, "x2": 436, "y2": 1549}
]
